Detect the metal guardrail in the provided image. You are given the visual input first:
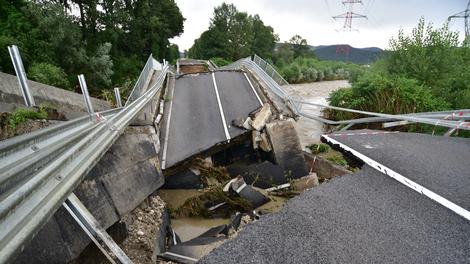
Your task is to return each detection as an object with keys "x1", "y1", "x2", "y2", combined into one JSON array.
[
  {"x1": 0, "y1": 58, "x2": 169, "y2": 263},
  {"x1": 125, "y1": 54, "x2": 162, "y2": 106},
  {"x1": 221, "y1": 55, "x2": 470, "y2": 132}
]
